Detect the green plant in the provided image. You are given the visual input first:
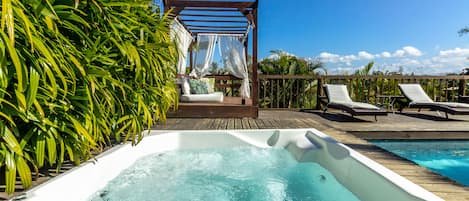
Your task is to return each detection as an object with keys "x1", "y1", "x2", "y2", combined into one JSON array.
[
  {"x1": 0, "y1": 0, "x2": 177, "y2": 194},
  {"x1": 259, "y1": 50, "x2": 325, "y2": 75},
  {"x1": 259, "y1": 50, "x2": 324, "y2": 108}
]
